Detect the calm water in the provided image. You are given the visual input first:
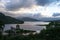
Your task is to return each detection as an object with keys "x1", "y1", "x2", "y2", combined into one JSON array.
[{"x1": 4, "y1": 22, "x2": 49, "y2": 32}]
